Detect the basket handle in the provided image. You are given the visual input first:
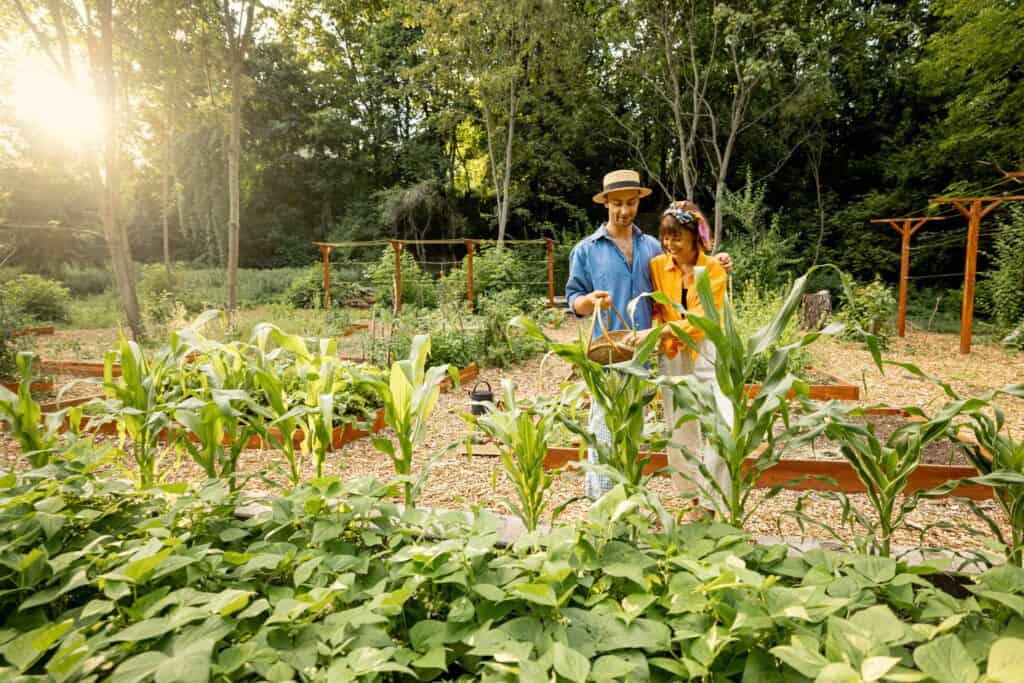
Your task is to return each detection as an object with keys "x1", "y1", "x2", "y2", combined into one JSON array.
[
  {"x1": 586, "y1": 299, "x2": 632, "y2": 354},
  {"x1": 470, "y1": 380, "x2": 492, "y2": 395}
]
